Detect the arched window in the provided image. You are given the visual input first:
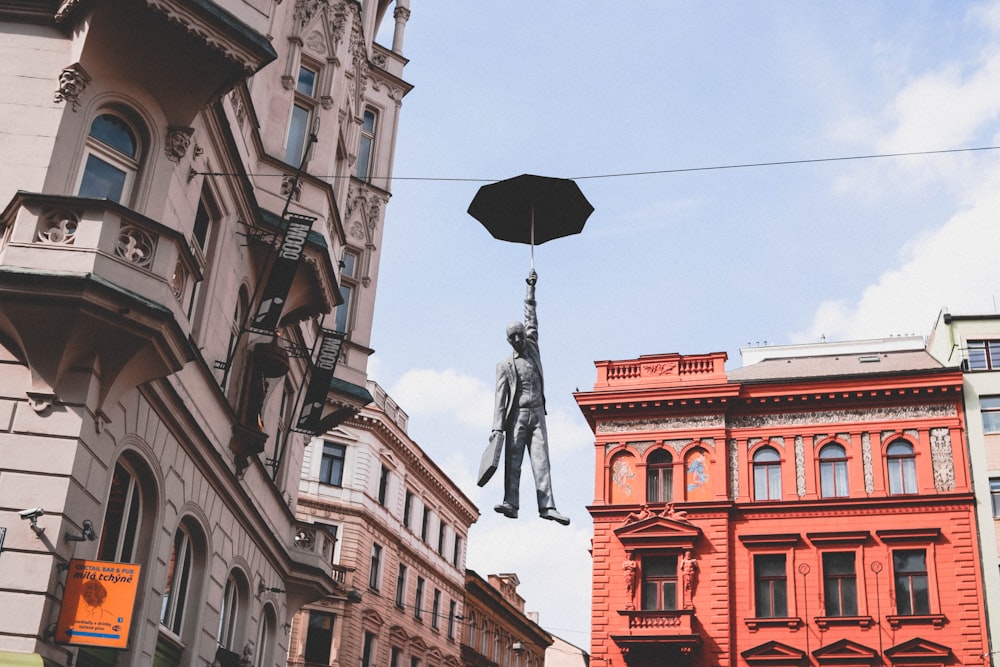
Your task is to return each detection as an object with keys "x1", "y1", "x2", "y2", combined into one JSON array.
[
  {"x1": 161, "y1": 524, "x2": 195, "y2": 635},
  {"x1": 98, "y1": 460, "x2": 146, "y2": 562},
  {"x1": 753, "y1": 447, "x2": 782, "y2": 501},
  {"x1": 468, "y1": 610, "x2": 478, "y2": 648},
  {"x1": 887, "y1": 441, "x2": 917, "y2": 495},
  {"x1": 356, "y1": 109, "x2": 377, "y2": 180},
  {"x1": 255, "y1": 604, "x2": 276, "y2": 667},
  {"x1": 819, "y1": 443, "x2": 849, "y2": 498},
  {"x1": 78, "y1": 110, "x2": 143, "y2": 204},
  {"x1": 217, "y1": 571, "x2": 249, "y2": 653},
  {"x1": 646, "y1": 449, "x2": 672, "y2": 503}
]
